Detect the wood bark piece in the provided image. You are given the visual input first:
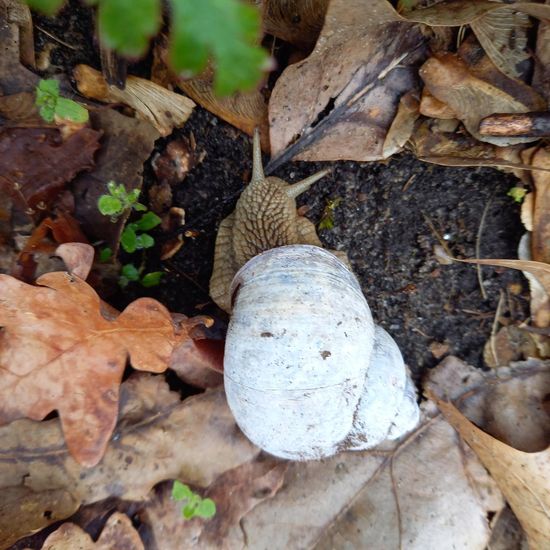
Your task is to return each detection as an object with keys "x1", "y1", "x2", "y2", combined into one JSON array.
[
  {"x1": 74, "y1": 64, "x2": 195, "y2": 137},
  {"x1": 479, "y1": 113, "x2": 550, "y2": 138}
]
